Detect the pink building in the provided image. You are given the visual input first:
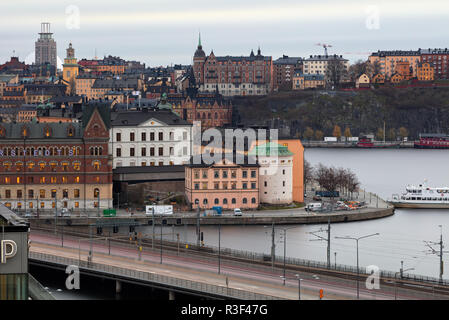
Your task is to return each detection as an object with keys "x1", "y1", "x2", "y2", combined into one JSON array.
[{"x1": 185, "y1": 154, "x2": 260, "y2": 210}]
